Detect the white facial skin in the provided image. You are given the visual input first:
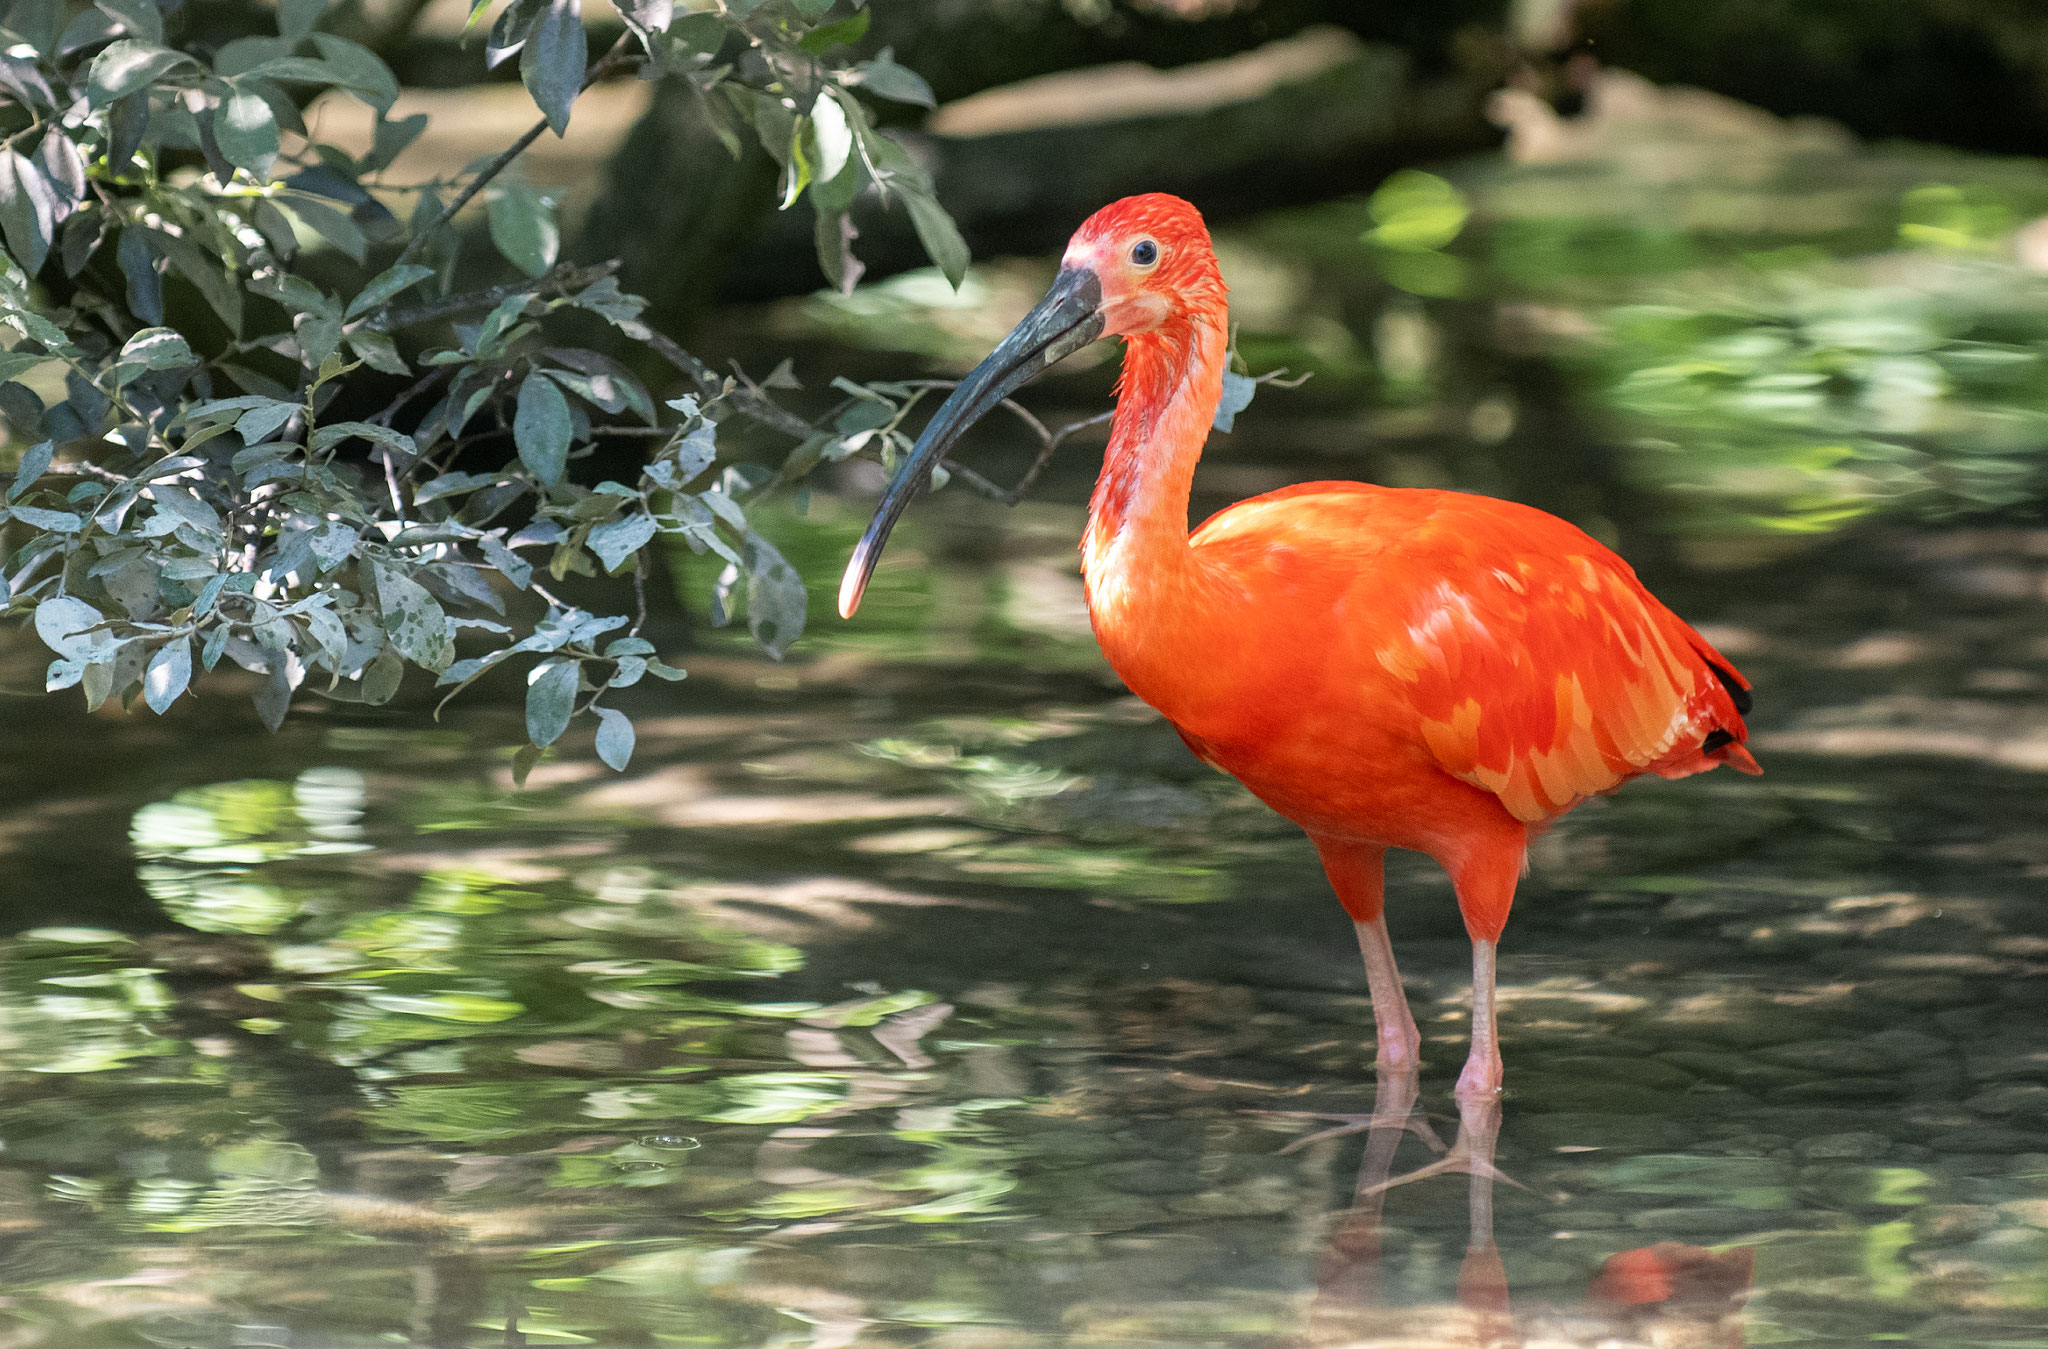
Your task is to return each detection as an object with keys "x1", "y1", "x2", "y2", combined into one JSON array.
[{"x1": 1064, "y1": 234, "x2": 1171, "y2": 336}]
